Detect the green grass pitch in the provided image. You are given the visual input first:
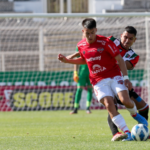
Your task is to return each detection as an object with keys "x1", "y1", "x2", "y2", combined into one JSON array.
[{"x1": 0, "y1": 110, "x2": 150, "y2": 150}]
